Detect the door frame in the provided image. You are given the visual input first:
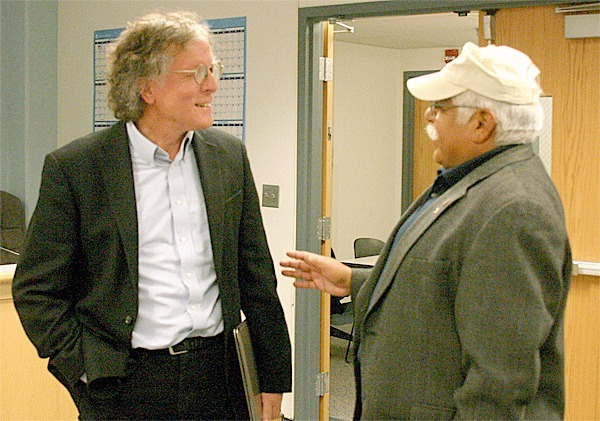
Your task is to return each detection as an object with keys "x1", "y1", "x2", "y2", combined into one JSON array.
[
  {"x1": 296, "y1": 2, "x2": 563, "y2": 419},
  {"x1": 402, "y1": 70, "x2": 435, "y2": 212}
]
